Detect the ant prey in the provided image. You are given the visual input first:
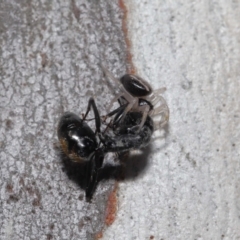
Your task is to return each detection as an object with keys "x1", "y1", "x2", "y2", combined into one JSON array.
[{"x1": 57, "y1": 72, "x2": 169, "y2": 200}]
